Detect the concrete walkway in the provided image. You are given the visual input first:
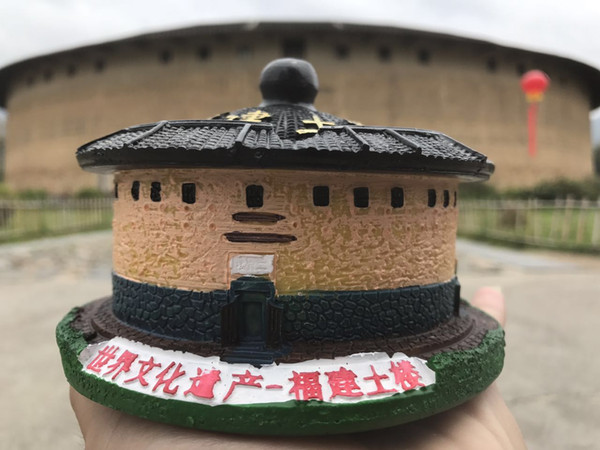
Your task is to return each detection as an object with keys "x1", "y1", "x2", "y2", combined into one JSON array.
[{"x1": 1, "y1": 232, "x2": 599, "y2": 449}]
